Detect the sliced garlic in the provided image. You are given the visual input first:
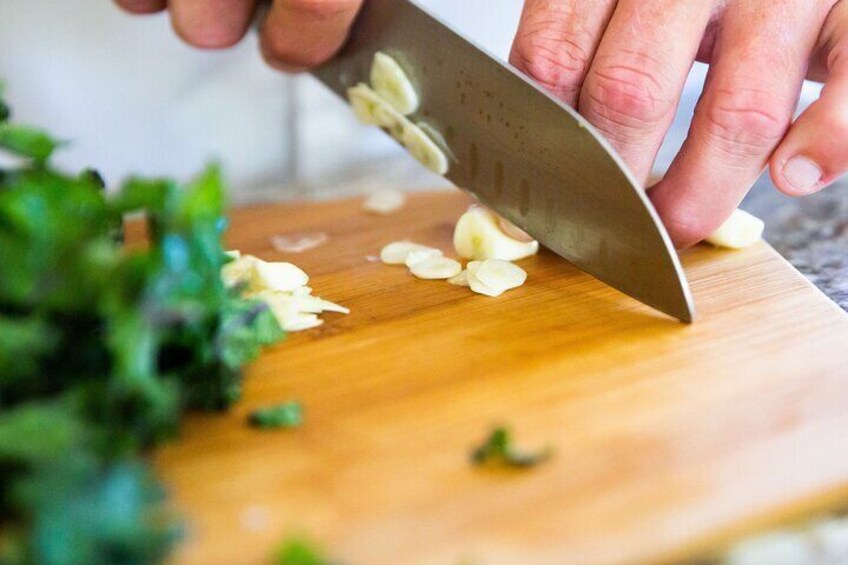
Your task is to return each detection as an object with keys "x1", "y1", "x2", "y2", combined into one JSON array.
[
  {"x1": 402, "y1": 121, "x2": 449, "y2": 175},
  {"x1": 291, "y1": 286, "x2": 313, "y2": 297},
  {"x1": 453, "y1": 206, "x2": 539, "y2": 261},
  {"x1": 465, "y1": 262, "x2": 504, "y2": 298},
  {"x1": 465, "y1": 260, "x2": 527, "y2": 297},
  {"x1": 410, "y1": 257, "x2": 462, "y2": 280},
  {"x1": 474, "y1": 260, "x2": 527, "y2": 291},
  {"x1": 252, "y1": 260, "x2": 309, "y2": 293},
  {"x1": 270, "y1": 232, "x2": 329, "y2": 254},
  {"x1": 224, "y1": 255, "x2": 347, "y2": 333},
  {"x1": 380, "y1": 241, "x2": 441, "y2": 265},
  {"x1": 371, "y1": 52, "x2": 419, "y2": 115},
  {"x1": 448, "y1": 270, "x2": 470, "y2": 287},
  {"x1": 363, "y1": 188, "x2": 407, "y2": 215},
  {"x1": 705, "y1": 209, "x2": 765, "y2": 249},
  {"x1": 294, "y1": 295, "x2": 351, "y2": 315},
  {"x1": 283, "y1": 313, "x2": 324, "y2": 332},
  {"x1": 221, "y1": 255, "x2": 257, "y2": 288},
  {"x1": 404, "y1": 248, "x2": 443, "y2": 268},
  {"x1": 314, "y1": 299, "x2": 350, "y2": 315},
  {"x1": 347, "y1": 83, "x2": 404, "y2": 128}
]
